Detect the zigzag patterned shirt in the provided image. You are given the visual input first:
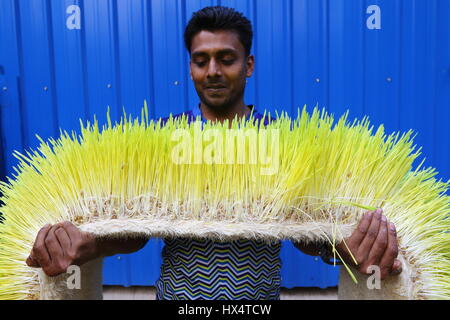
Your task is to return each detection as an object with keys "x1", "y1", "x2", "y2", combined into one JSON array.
[
  {"x1": 156, "y1": 106, "x2": 282, "y2": 300},
  {"x1": 156, "y1": 238, "x2": 281, "y2": 300}
]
